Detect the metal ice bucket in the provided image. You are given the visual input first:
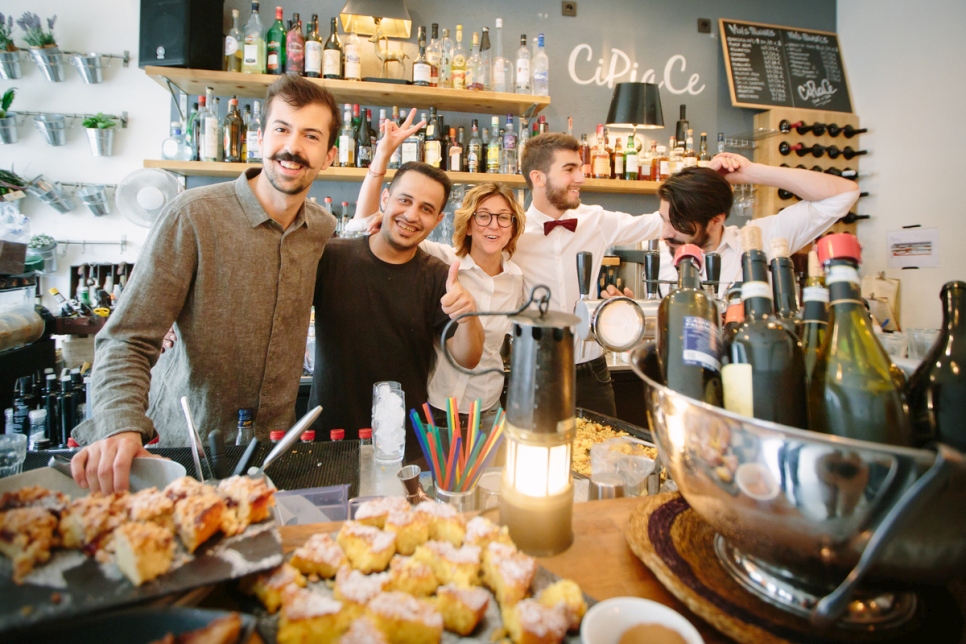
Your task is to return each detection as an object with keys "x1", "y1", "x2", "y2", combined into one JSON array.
[{"x1": 630, "y1": 342, "x2": 966, "y2": 628}]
